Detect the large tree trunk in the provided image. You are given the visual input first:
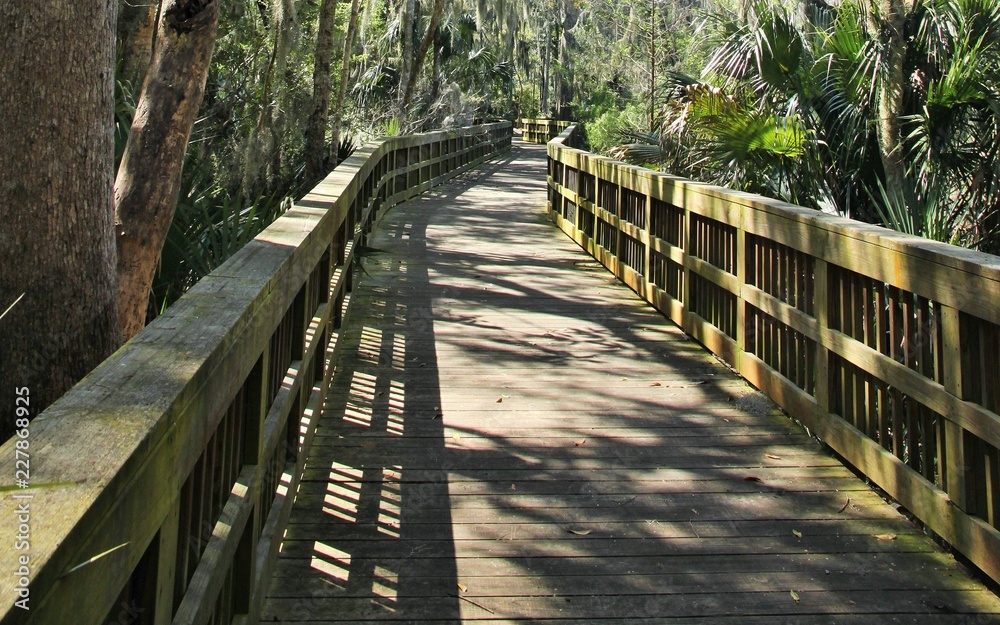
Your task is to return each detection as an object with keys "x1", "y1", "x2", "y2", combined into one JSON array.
[
  {"x1": 541, "y1": 20, "x2": 551, "y2": 114},
  {"x1": 430, "y1": 26, "x2": 443, "y2": 104},
  {"x1": 305, "y1": 0, "x2": 341, "y2": 180},
  {"x1": 115, "y1": 0, "x2": 221, "y2": 341},
  {"x1": 869, "y1": 0, "x2": 911, "y2": 198},
  {"x1": 117, "y1": 0, "x2": 159, "y2": 87},
  {"x1": 398, "y1": 0, "x2": 416, "y2": 117},
  {"x1": 0, "y1": 1, "x2": 122, "y2": 437},
  {"x1": 331, "y1": 0, "x2": 363, "y2": 166},
  {"x1": 402, "y1": 0, "x2": 445, "y2": 110}
]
